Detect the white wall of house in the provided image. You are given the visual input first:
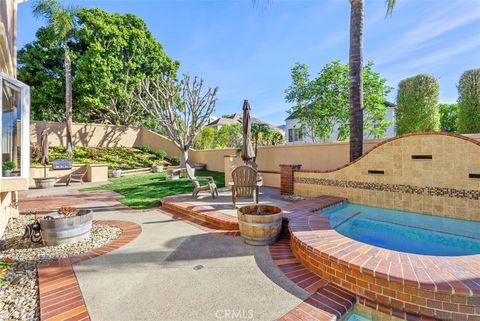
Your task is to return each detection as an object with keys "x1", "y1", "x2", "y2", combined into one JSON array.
[{"x1": 285, "y1": 107, "x2": 396, "y2": 144}]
